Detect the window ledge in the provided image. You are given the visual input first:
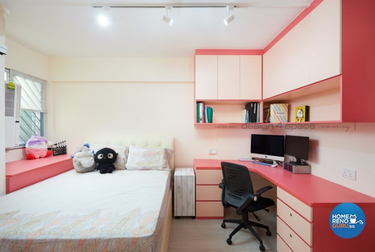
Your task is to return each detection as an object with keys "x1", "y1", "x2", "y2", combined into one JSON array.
[{"x1": 5, "y1": 146, "x2": 25, "y2": 152}]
